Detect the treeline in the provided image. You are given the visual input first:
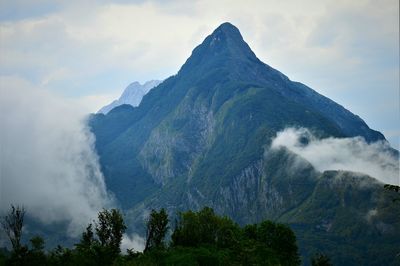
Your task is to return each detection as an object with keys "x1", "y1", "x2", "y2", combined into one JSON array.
[{"x1": 1, "y1": 205, "x2": 331, "y2": 266}]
